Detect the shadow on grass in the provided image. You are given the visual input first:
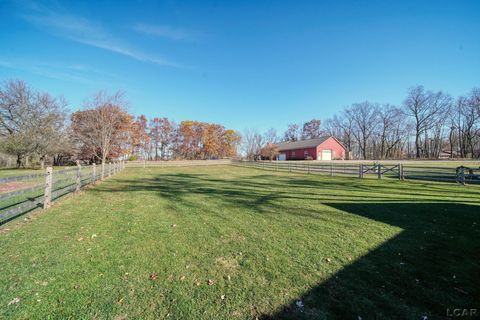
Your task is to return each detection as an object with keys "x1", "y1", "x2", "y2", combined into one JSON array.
[
  {"x1": 95, "y1": 170, "x2": 480, "y2": 318},
  {"x1": 260, "y1": 202, "x2": 480, "y2": 319}
]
